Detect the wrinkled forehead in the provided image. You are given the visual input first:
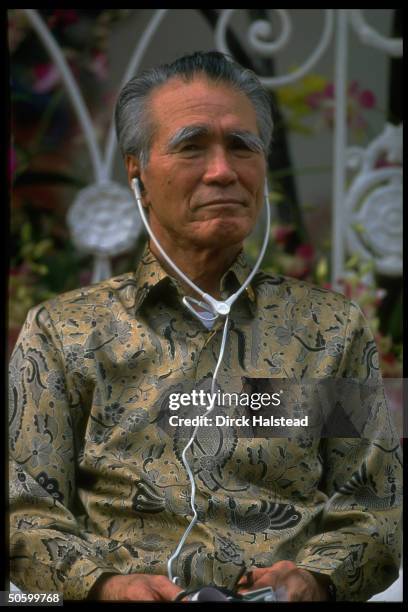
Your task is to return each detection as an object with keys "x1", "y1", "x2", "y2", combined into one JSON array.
[{"x1": 148, "y1": 75, "x2": 259, "y2": 137}]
